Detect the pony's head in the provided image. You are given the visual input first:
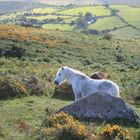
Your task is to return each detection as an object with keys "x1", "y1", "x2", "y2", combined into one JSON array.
[{"x1": 54, "y1": 66, "x2": 68, "y2": 85}]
